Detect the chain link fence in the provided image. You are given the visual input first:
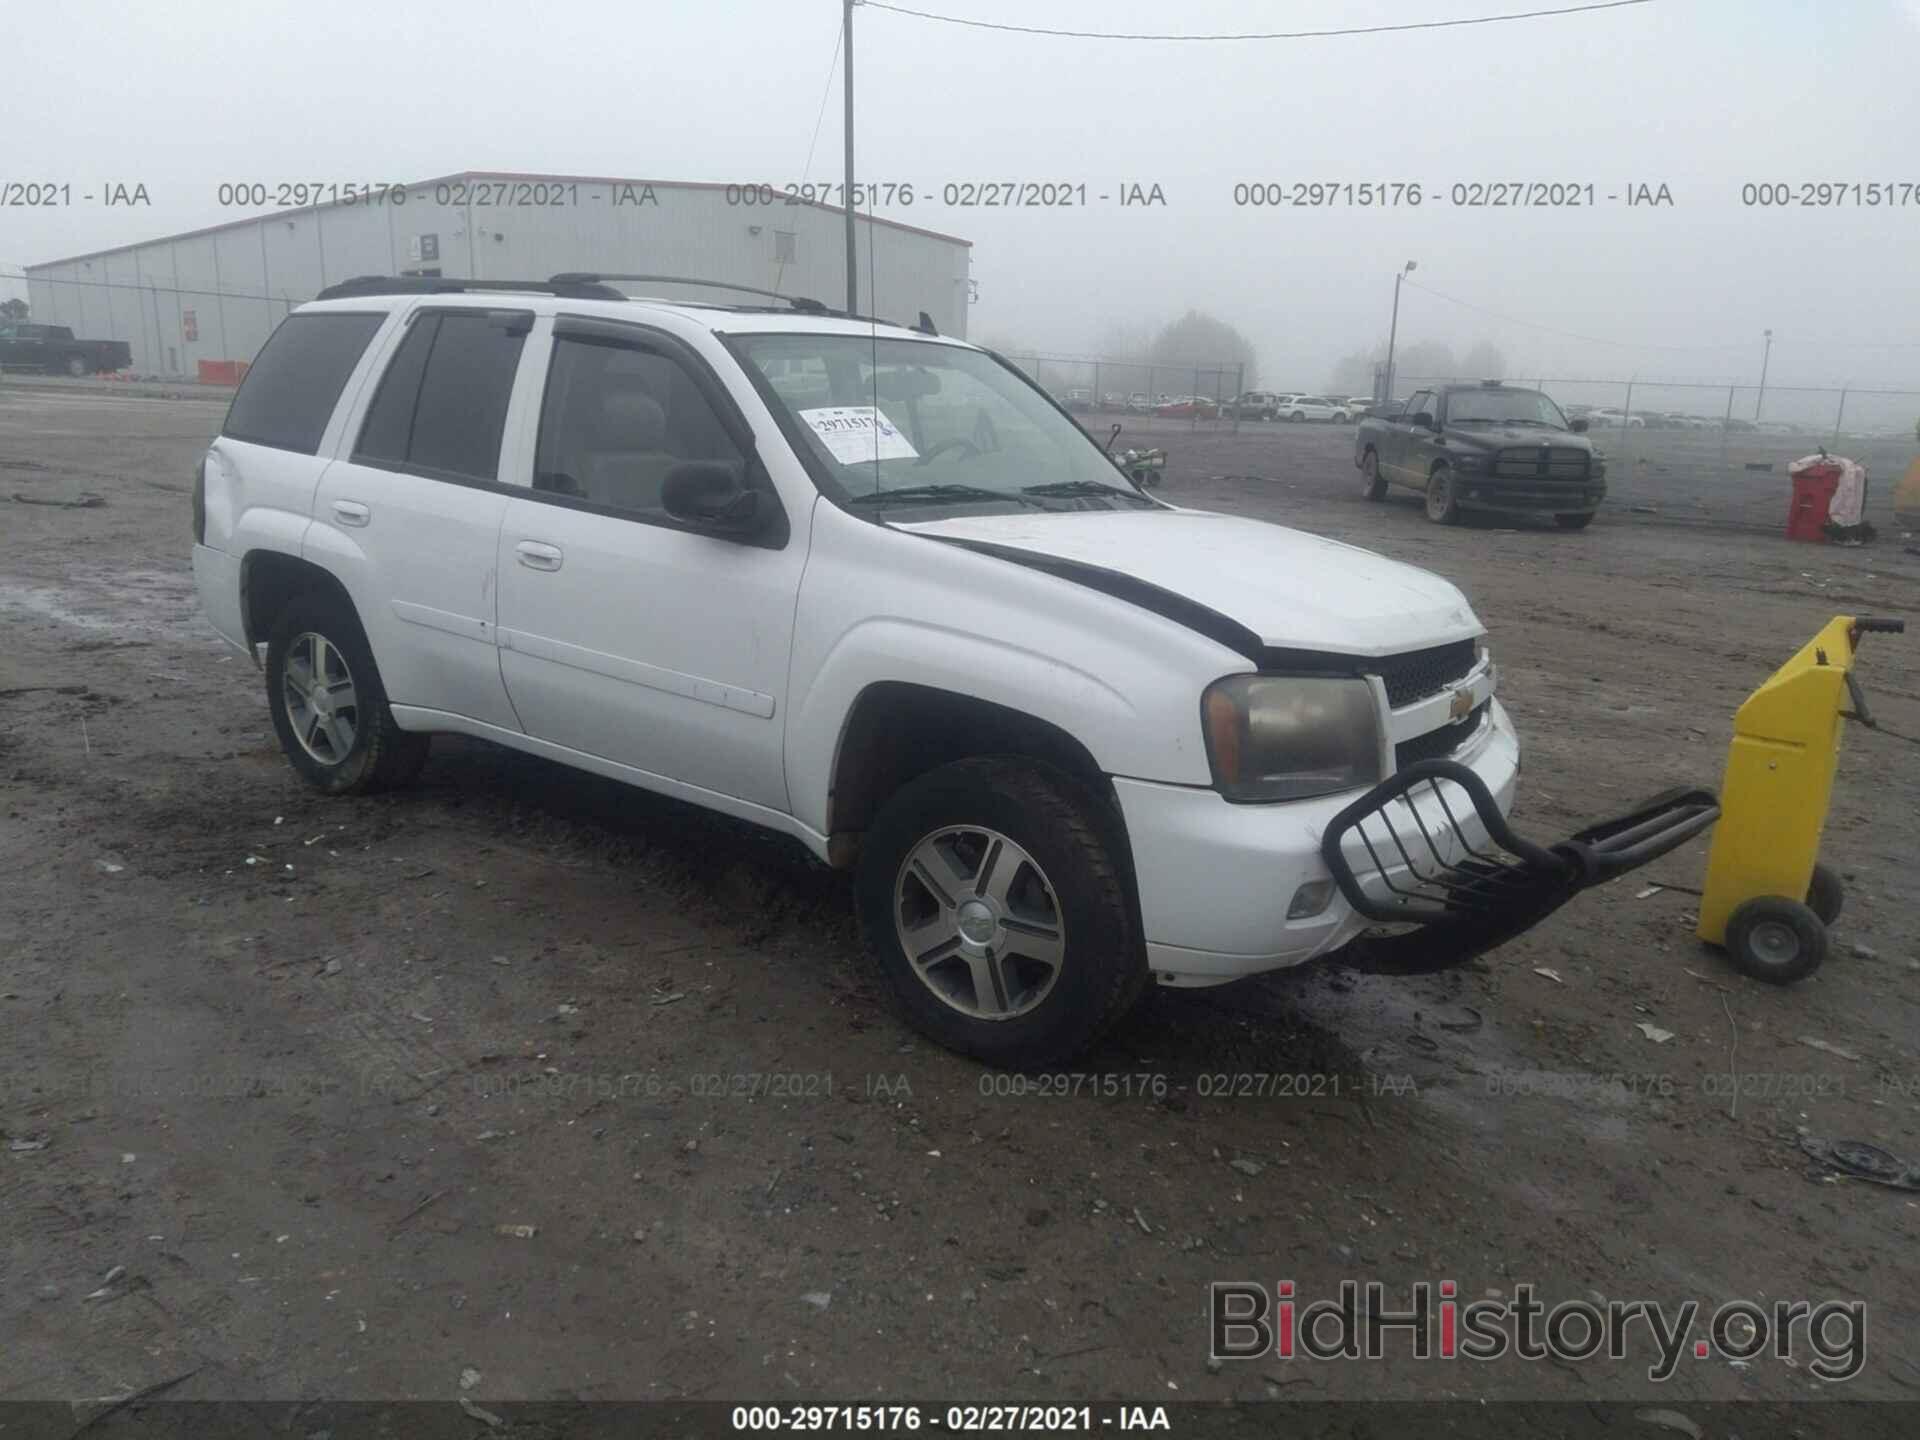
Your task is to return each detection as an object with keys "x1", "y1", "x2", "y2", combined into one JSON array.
[
  {"x1": 991, "y1": 352, "x2": 1249, "y2": 433},
  {"x1": 1393, "y1": 374, "x2": 1920, "y2": 530}
]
